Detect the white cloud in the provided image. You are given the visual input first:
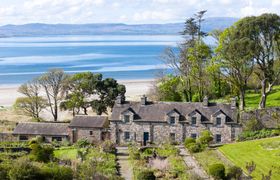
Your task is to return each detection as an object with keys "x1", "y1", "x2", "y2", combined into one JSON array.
[{"x1": 0, "y1": 0, "x2": 279, "y2": 25}]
